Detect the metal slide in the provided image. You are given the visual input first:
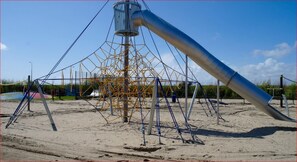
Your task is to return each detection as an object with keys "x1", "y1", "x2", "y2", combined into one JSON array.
[{"x1": 132, "y1": 10, "x2": 295, "y2": 122}]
